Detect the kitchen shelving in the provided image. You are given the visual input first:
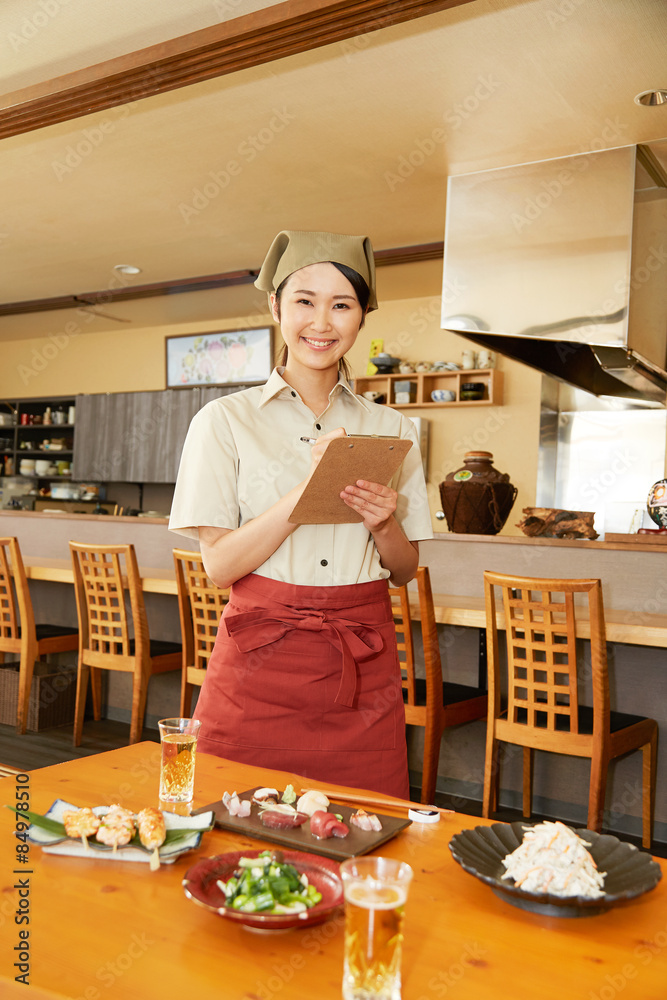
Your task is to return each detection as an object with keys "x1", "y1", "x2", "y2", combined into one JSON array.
[{"x1": 353, "y1": 369, "x2": 502, "y2": 407}]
